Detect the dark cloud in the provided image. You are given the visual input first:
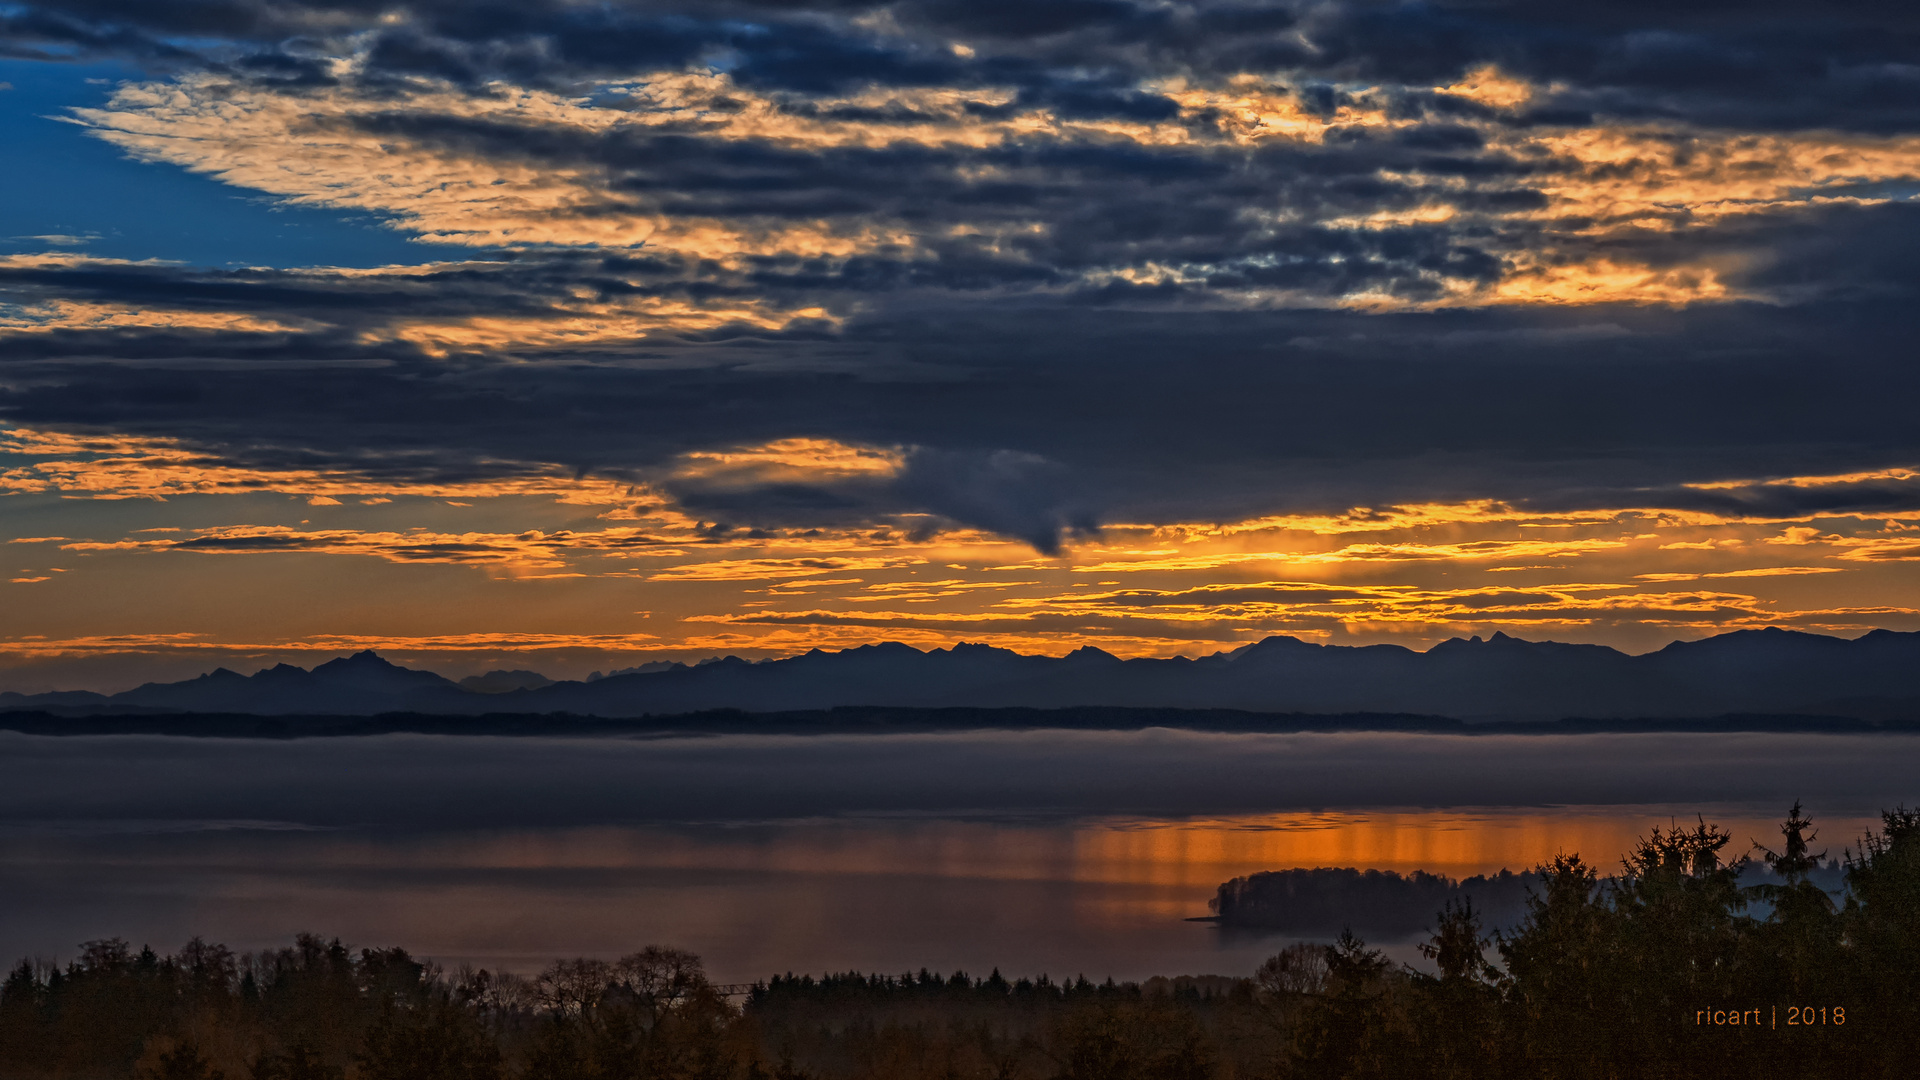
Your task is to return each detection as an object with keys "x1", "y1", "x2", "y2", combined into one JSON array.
[
  {"x1": 1532, "y1": 478, "x2": 1920, "y2": 521},
  {"x1": 292, "y1": 105, "x2": 1544, "y2": 302},
  {"x1": 8, "y1": 0, "x2": 1920, "y2": 130},
  {"x1": 8, "y1": 258, "x2": 1920, "y2": 544},
  {"x1": 6, "y1": 3, "x2": 1920, "y2": 549}
]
